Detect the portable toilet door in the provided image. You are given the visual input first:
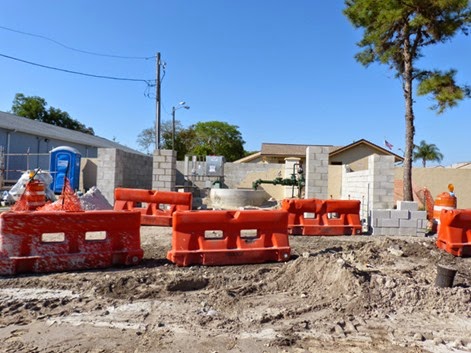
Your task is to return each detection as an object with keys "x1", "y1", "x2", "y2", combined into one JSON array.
[{"x1": 49, "y1": 146, "x2": 81, "y2": 193}]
